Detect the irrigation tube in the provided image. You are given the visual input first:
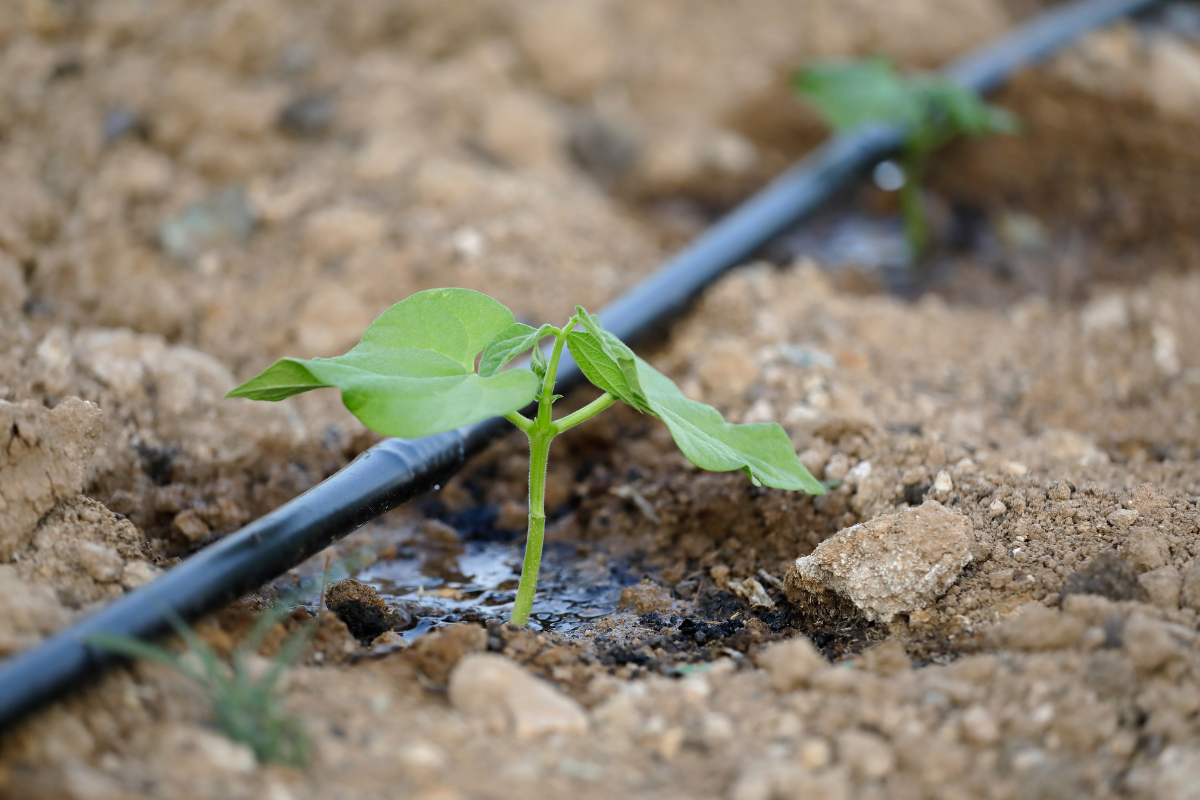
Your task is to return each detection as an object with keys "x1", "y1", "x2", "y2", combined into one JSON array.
[{"x1": 0, "y1": 0, "x2": 1160, "y2": 731}]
